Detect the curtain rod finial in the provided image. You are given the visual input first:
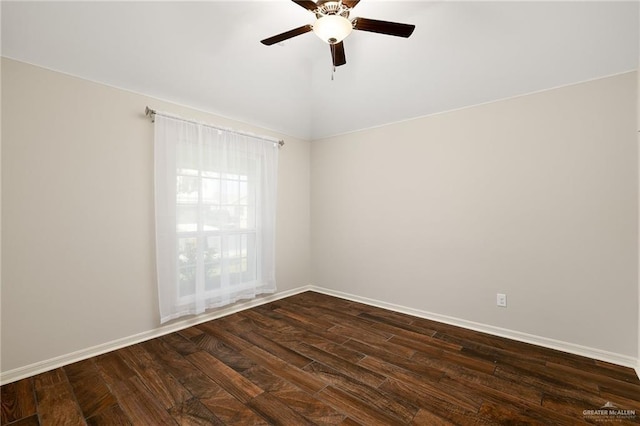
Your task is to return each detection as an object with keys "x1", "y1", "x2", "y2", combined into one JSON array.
[{"x1": 145, "y1": 106, "x2": 156, "y2": 122}]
